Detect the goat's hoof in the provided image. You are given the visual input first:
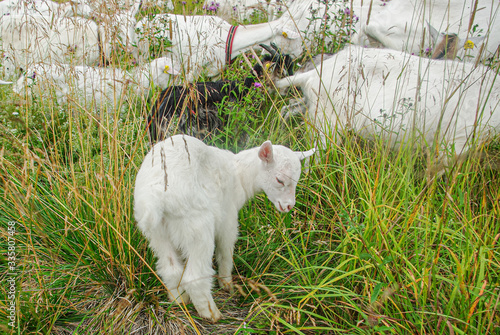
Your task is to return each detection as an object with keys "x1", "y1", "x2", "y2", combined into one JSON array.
[
  {"x1": 168, "y1": 290, "x2": 191, "y2": 305},
  {"x1": 198, "y1": 303, "x2": 222, "y2": 322},
  {"x1": 218, "y1": 278, "x2": 234, "y2": 294}
]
